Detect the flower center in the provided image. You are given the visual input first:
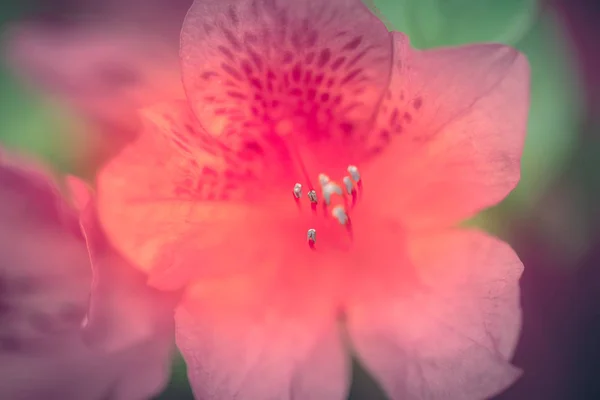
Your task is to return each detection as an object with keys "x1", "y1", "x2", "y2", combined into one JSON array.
[{"x1": 290, "y1": 164, "x2": 362, "y2": 250}]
